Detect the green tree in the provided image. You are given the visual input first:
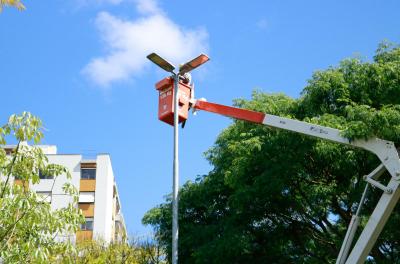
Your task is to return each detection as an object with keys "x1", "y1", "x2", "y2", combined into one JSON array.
[
  {"x1": 66, "y1": 237, "x2": 166, "y2": 264},
  {"x1": 143, "y1": 42, "x2": 400, "y2": 263},
  {"x1": 0, "y1": 0, "x2": 25, "y2": 11},
  {"x1": 0, "y1": 112, "x2": 84, "y2": 263}
]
